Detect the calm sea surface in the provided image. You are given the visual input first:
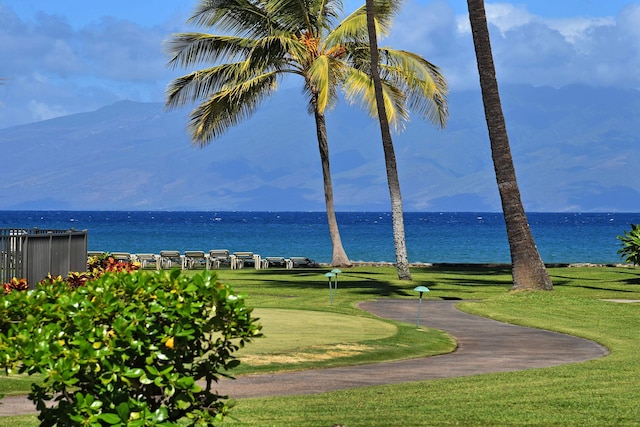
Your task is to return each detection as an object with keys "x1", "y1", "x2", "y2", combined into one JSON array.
[{"x1": 0, "y1": 211, "x2": 638, "y2": 264}]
